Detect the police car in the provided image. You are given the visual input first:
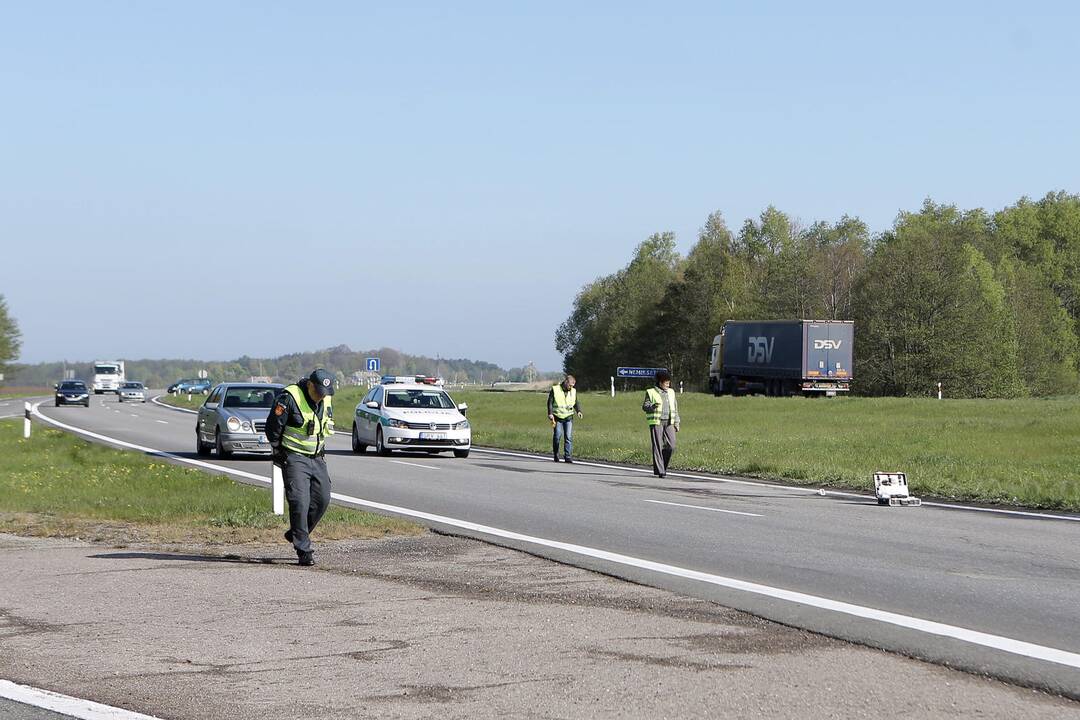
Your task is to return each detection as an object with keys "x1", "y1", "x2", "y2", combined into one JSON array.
[{"x1": 352, "y1": 381, "x2": 471, "y2": 458}]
